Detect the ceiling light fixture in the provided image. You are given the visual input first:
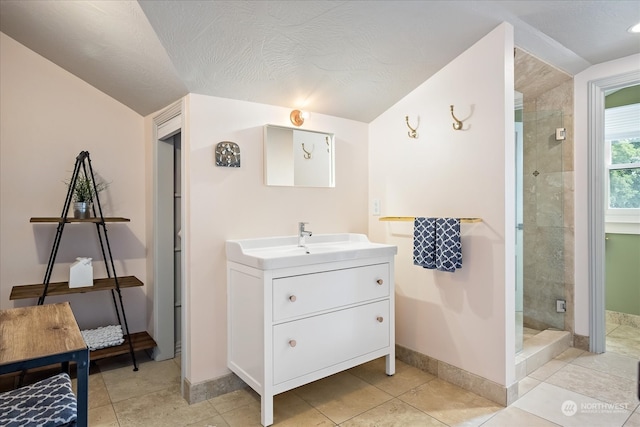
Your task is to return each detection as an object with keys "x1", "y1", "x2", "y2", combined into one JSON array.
[
  {"x1": 290, "y1": 110, "x2": 309, "y2": 126},
  {"x1": 628, "y1": 22, "x2": 640, "y2": 33}
]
